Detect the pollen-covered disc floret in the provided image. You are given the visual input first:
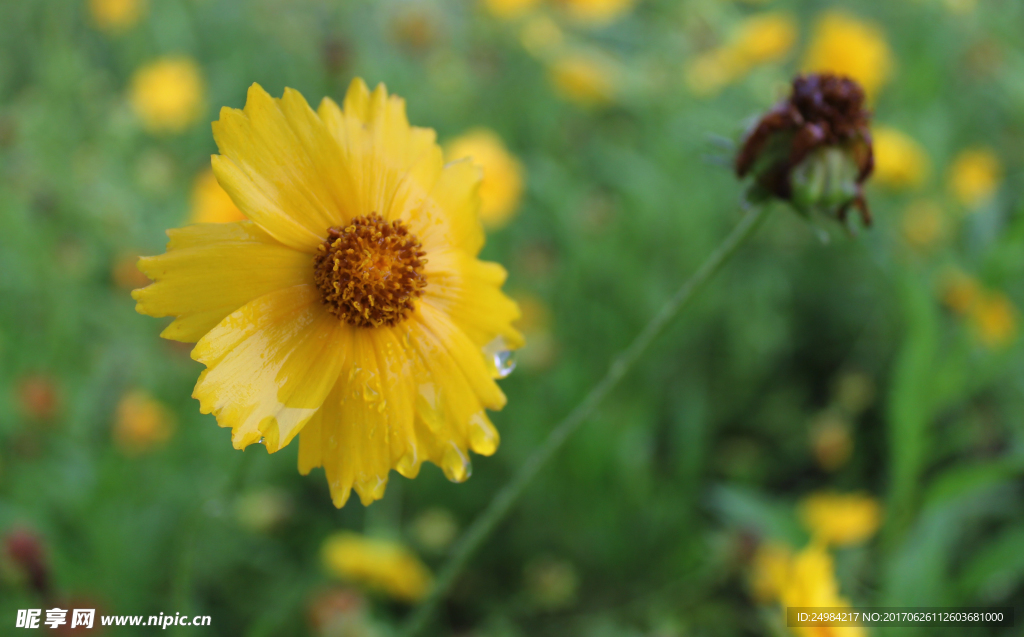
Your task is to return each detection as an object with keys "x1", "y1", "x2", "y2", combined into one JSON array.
[{"x1": 313, "y1": 214, "x2": 427, "y2": 328}]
